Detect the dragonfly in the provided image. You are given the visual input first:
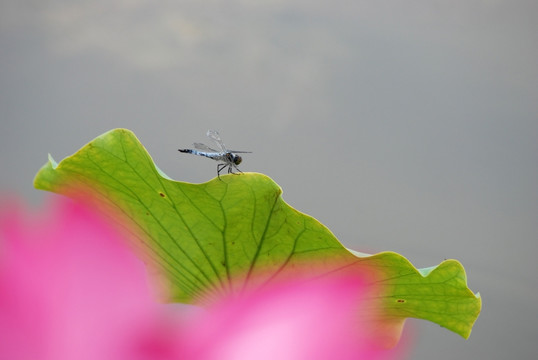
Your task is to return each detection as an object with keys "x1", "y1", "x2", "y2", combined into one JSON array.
[{"x1": 178, "y1": 130, "x2": 251, "y2": 179}]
